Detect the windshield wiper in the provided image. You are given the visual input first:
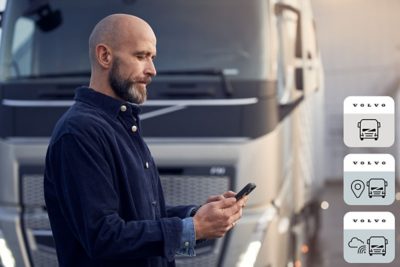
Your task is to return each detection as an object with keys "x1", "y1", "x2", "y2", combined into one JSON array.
[{"x1": 156, "y1": 69, "x2": 234, "y2": 97}]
